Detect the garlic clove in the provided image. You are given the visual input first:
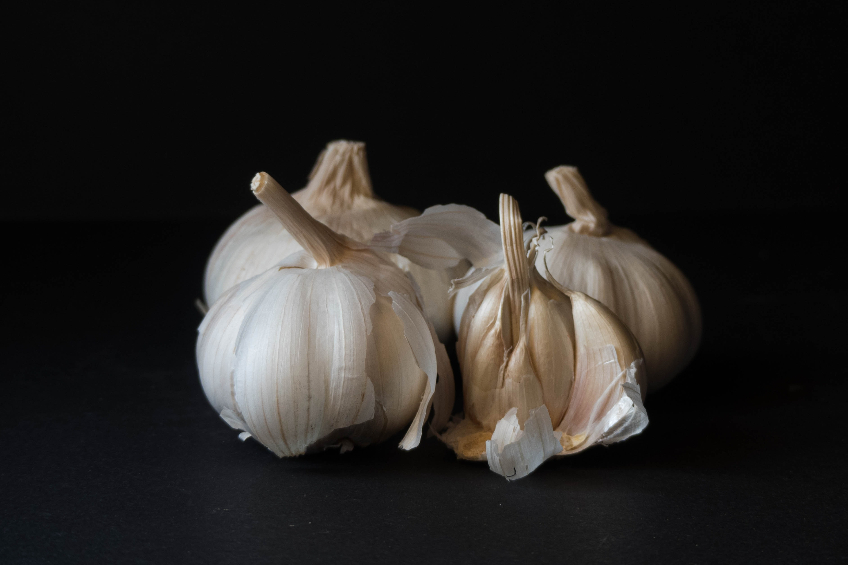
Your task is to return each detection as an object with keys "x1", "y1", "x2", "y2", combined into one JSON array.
[
  {"x1": 460, "y1": 196, "x2": 573, "y2": 433},
  {"x1": 550, "y1": 288, "x2": 647, "y2": 451}
]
